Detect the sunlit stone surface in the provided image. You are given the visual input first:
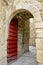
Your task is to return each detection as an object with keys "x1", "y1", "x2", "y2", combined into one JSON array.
[{"x1": 10, "y1": 46, "x2": 37, "y2": 65}]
